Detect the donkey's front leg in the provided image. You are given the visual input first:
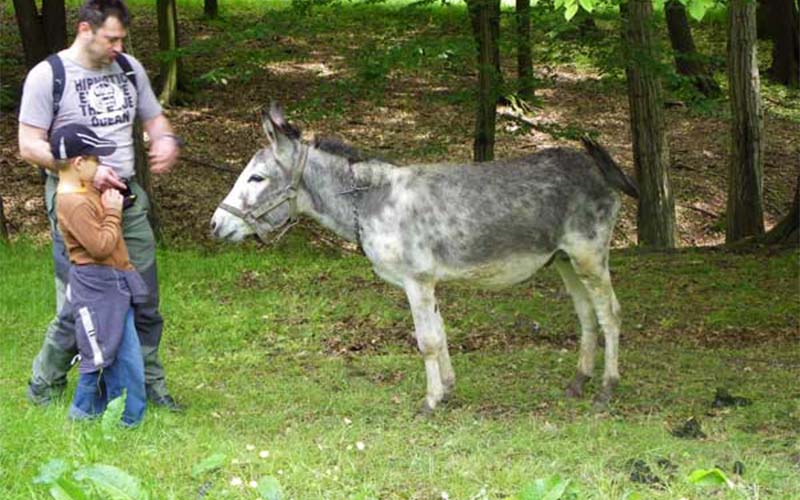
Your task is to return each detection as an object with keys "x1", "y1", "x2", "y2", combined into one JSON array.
[{"x1": 404, "y1": 279, "x2": 446, "y2": 414}]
